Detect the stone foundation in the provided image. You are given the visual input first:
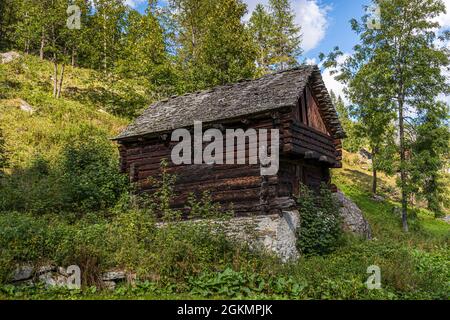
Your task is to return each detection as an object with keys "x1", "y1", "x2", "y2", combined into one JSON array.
[{"x1": 224, "y1": 211, "x2": 300, "y2": 262}]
